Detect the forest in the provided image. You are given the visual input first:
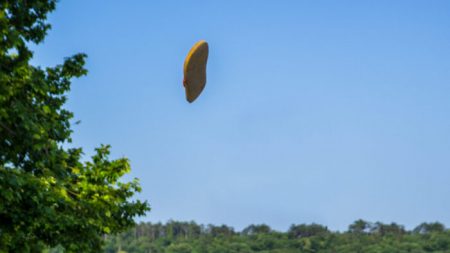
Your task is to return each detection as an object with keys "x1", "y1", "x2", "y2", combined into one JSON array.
[{"x1": 101, "y1": 220, "x2": 450, "y2": 253}]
